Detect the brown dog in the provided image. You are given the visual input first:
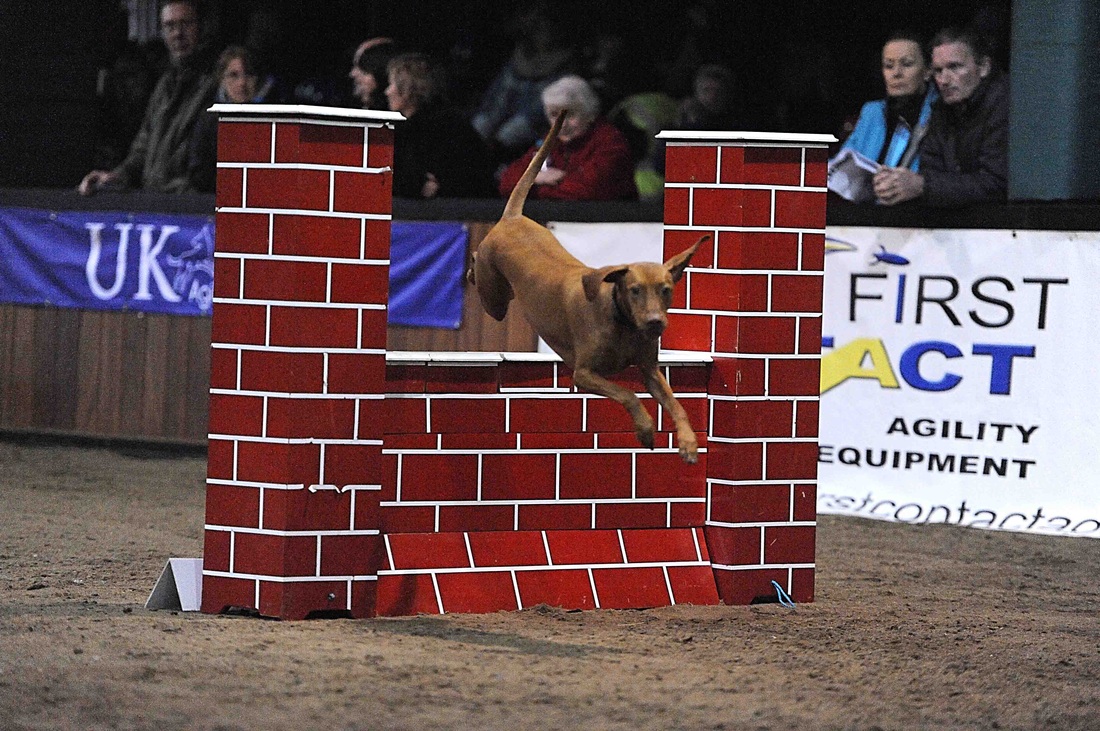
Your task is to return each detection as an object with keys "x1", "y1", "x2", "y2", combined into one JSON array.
[{"x1": 470, "y1": 112, "x2": 708, "y2": 463}]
